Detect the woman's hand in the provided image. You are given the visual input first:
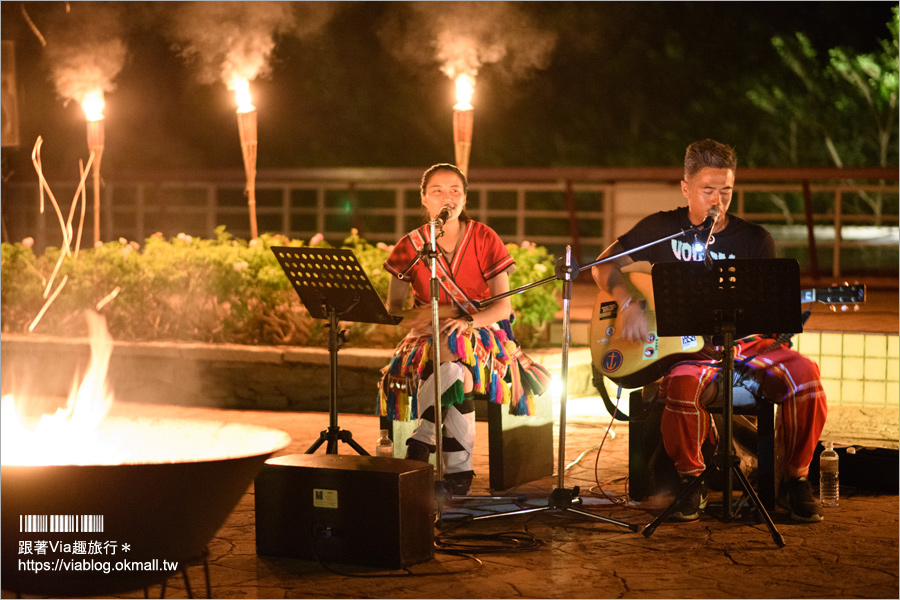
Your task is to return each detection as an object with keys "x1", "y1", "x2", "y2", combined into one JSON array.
[{"x1": 440, "y1": 315, "x2": 473, "y2": 338}]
